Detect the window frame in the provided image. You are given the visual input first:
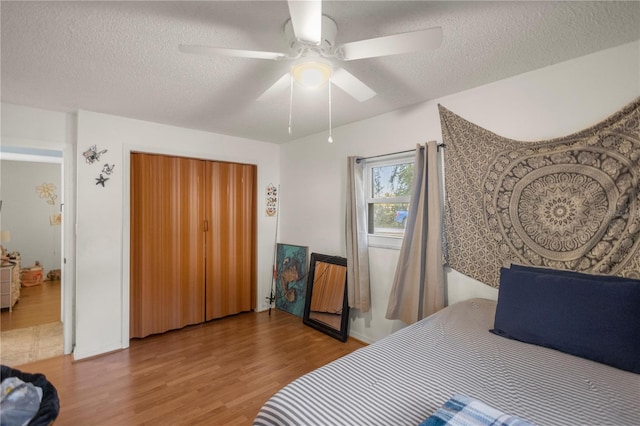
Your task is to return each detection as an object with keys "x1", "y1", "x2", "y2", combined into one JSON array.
[{"x1": 364, "y1": 151, "x2": 415, "y2": 249}]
